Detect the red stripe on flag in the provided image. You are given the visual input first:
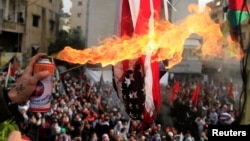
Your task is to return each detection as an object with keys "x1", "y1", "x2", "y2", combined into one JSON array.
[
  {"x1": 134, "y1": 0, "x2": 151, "y2": 34},
  {"x1": 121, "y1": 0, "x2": 134, "y2": 37},
  {"x1": 134, "y1": 0, "x2": 153, "y2": 124},
  {"x1": 228, "y1": 0, "x2": 248, "y2": 11},
  {"x1": 133, "y1": 0, "x2": 161, "y2": 124},
  {"x1": 118, "y1": 0, "x2": 134, "y2": 83},
  {"x1": 114, "y1": 0, "x2": 161, "y2": 127},
  {"x1": 148, "y1": 0, "x2": 161, "y2": 124}
]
